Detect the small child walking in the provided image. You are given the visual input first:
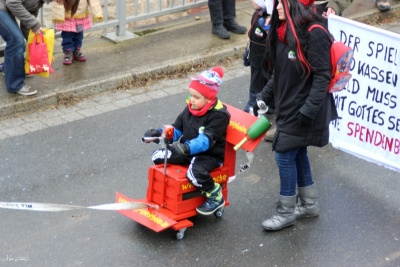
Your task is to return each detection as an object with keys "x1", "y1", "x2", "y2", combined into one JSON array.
[
  {"x1": 51, "y1": 0, "x2": 103, "y2": 65},
  {"x1": 143, "y1": 66, "x2": 231, "y2": 216},
  {"x1": 244, "y1": 0, "x2": 273, "y2": 113}
]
